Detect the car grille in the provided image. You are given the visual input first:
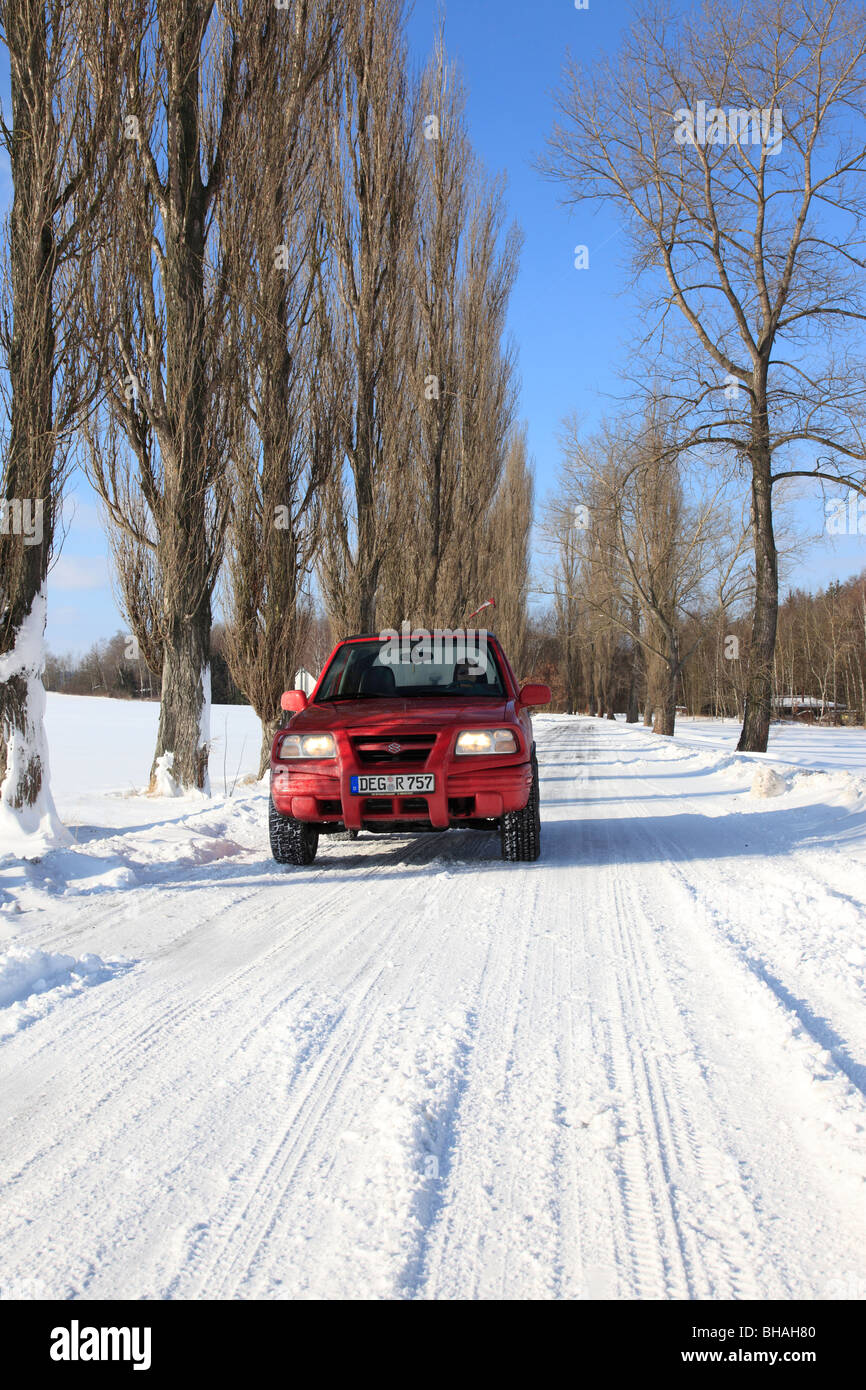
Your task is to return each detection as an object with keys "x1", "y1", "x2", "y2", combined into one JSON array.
[
  {"x1": 362, "y1": 796, "x2": 430, "y2": 820},
  {"x1": 349, "y1": 733, "x2": 437, "y2": 766}
]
